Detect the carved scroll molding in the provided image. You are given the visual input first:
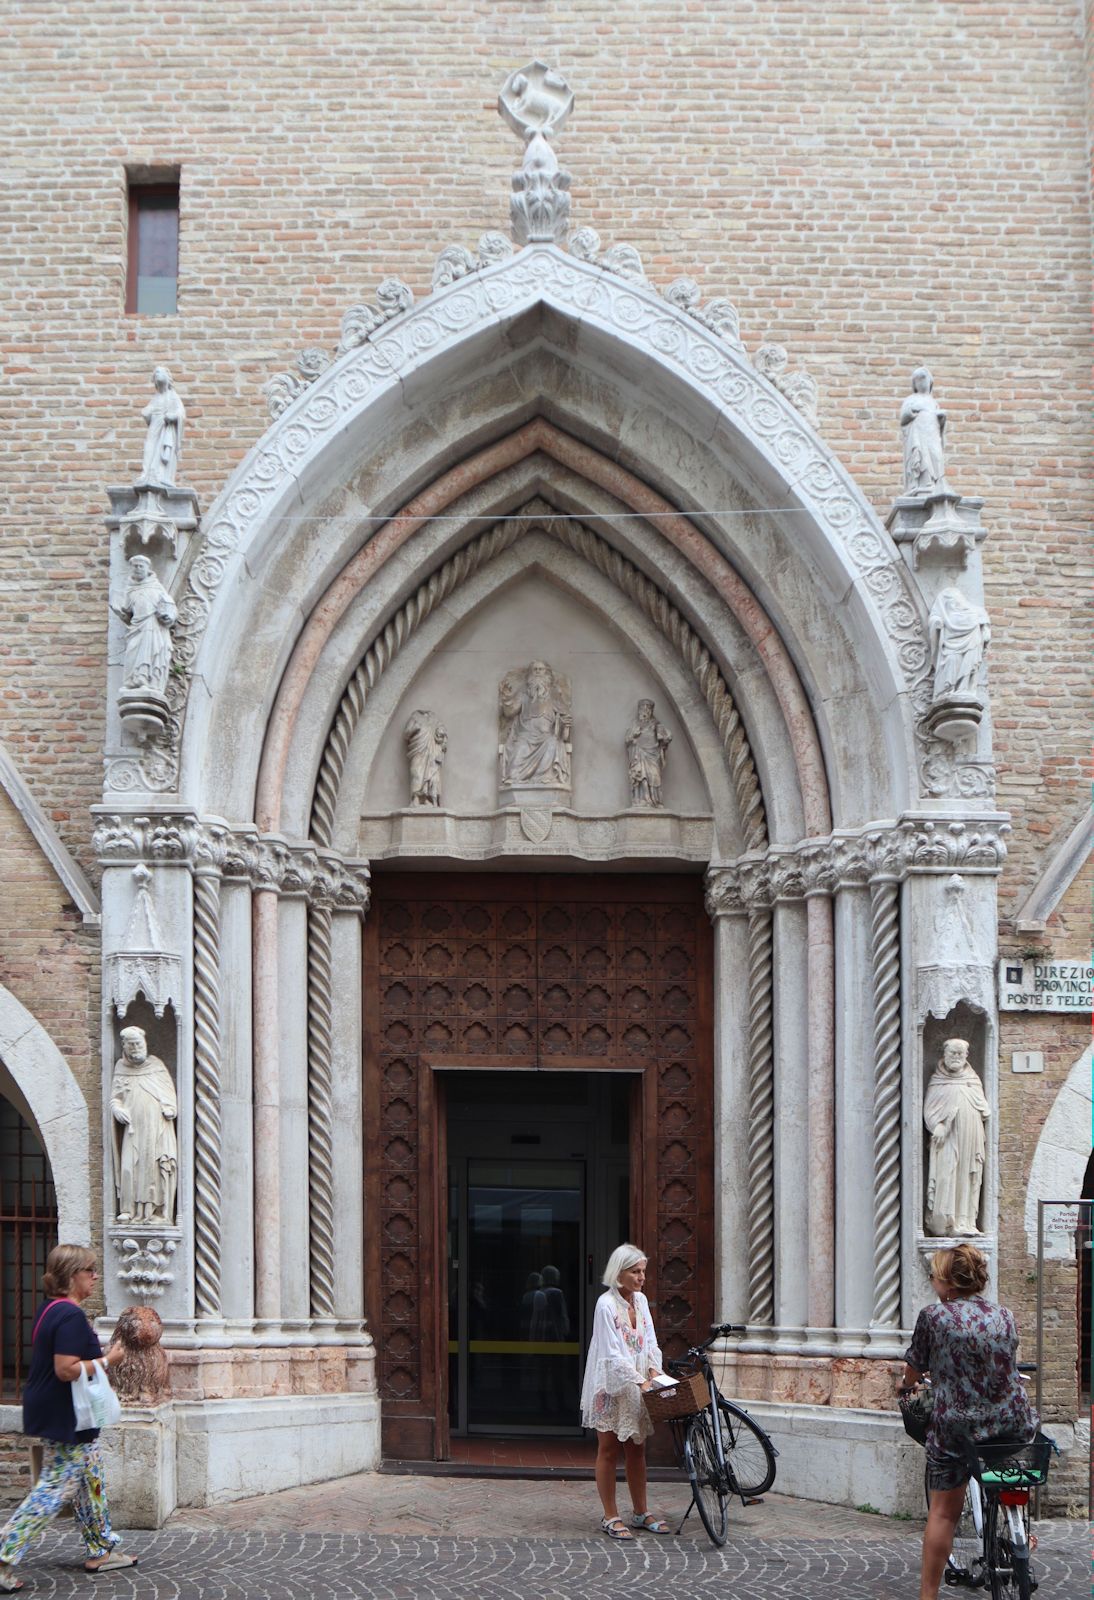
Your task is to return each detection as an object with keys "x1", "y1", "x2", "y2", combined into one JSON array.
[
  {"x1": 108, "y1": 244, "x2": 932, "y2": 804},
  {"x1": 109, "y1": 1230, "x2": 179, "y2": 1300},
  {"x1": 310, "y1": 507, "x2": 767, "y2": 854},
  {"x1": 306, "y1": 880, "x2": 337, "y2": 1319},
  {"x1": 868, "y1": 878, "x2": 902, "y2": 1328}
]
